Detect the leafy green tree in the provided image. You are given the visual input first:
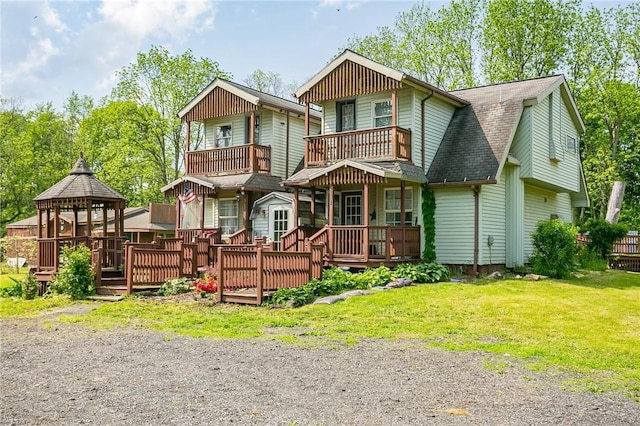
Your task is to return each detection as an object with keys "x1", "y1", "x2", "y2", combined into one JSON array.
[
  {"x1": 243, "y1": 69, "x2": 298, "y2": 100},
  {"x1": 111, "y1": 45, "x2": 230, "y2": 183}
]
